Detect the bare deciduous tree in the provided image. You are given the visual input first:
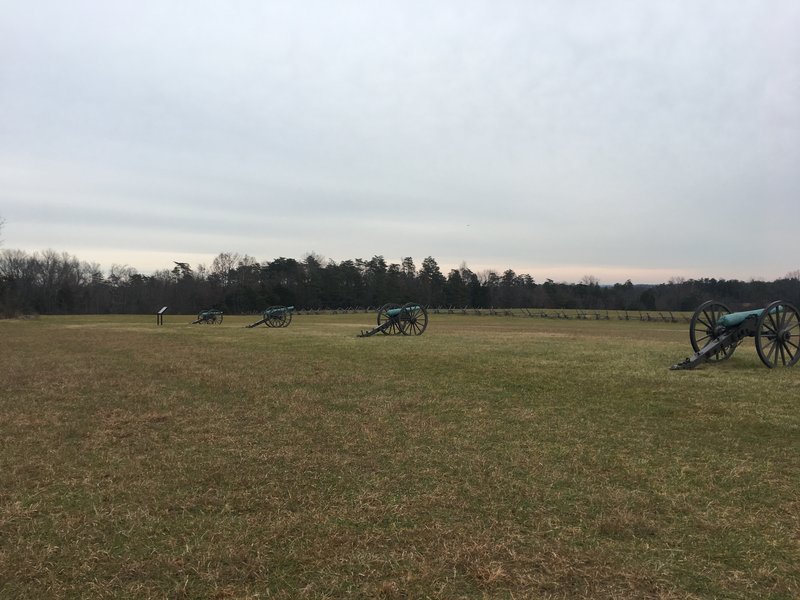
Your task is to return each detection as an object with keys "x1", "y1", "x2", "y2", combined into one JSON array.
[{"x1": 211, "y1": 252, "x2": 241, "y2": 288}]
